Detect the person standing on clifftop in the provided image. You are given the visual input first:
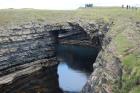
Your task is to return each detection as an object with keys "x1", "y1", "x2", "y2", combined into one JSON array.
[
  {"x1": 126, "y1": 5, "x2": 129, "y2": 9},
  {"x1": 122, "y1": 5, "x2": 124, "y2": 8}
]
